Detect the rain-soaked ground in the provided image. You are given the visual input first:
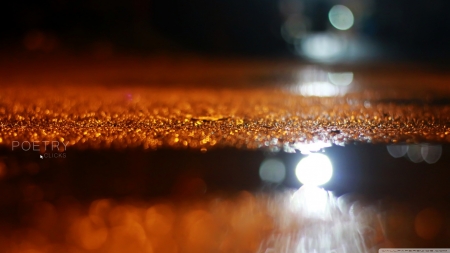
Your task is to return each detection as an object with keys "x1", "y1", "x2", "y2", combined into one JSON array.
[{"x1": 1, "y1": 56, "x2": 450, "y2": 252}]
